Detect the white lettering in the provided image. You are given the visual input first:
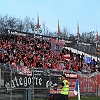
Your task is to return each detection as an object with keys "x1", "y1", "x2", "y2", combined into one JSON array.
[
  {"x1": 19, "y1": 77, "x2": 23, "y2": 86},
  {"x1": 8, "y1": 30, "x2": 27, "y2": 36},
  {"x1": 5, "y1": 82, "x2": 10, "y2": 91},
  {"x1": 24, "y1": 77, "x2": 27, "y2": 87},
  {"x1": 28, "y1": 77, "x2": 32, "y2": 85},
  {"x1": 35, "y1": 77, "x2": 38, "y2": 85},
  {"x1": 11, "y1": 80, "x2": 16, "y2": 88},
  {"x1": 39, "y1": 78, "x2": 42, "y2": 85},
  {"x1": 14, "y1": 76, "x2": 19, "y2": 87}
]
